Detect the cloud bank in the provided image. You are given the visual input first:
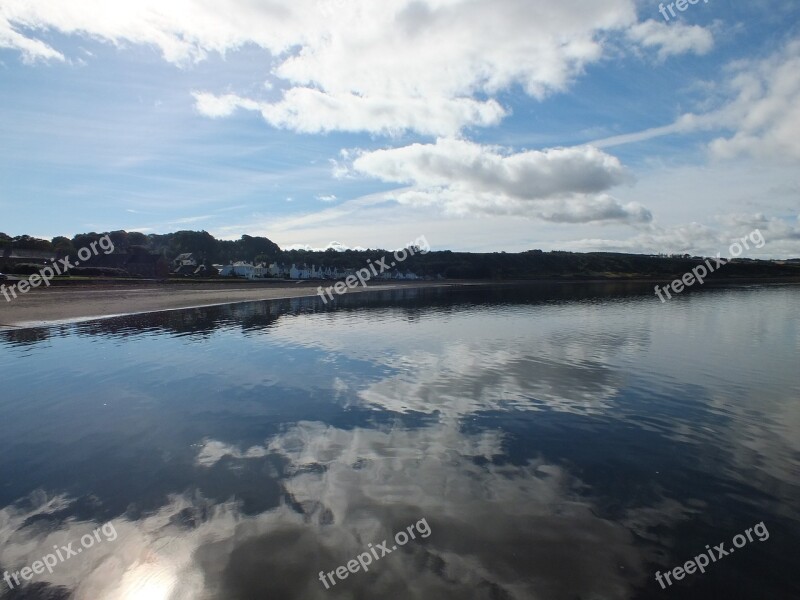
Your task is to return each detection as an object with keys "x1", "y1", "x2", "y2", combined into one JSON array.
[
  {"x1": 349, "y1": 139, "x2": 649, "y2": 223},
  {"x1": 1, "y1": 0, "x2": 713, "y2": 136}
]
